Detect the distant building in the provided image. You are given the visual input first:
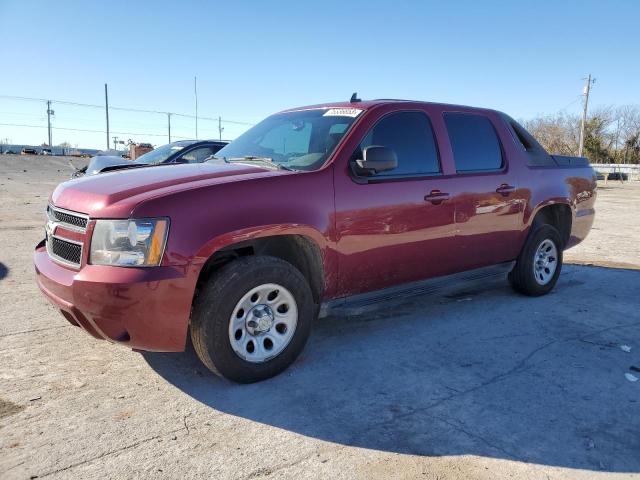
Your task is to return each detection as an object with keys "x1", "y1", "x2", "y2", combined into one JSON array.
[{"x1": 129, "y1": 143, "x2": 153, "y2": 160}]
